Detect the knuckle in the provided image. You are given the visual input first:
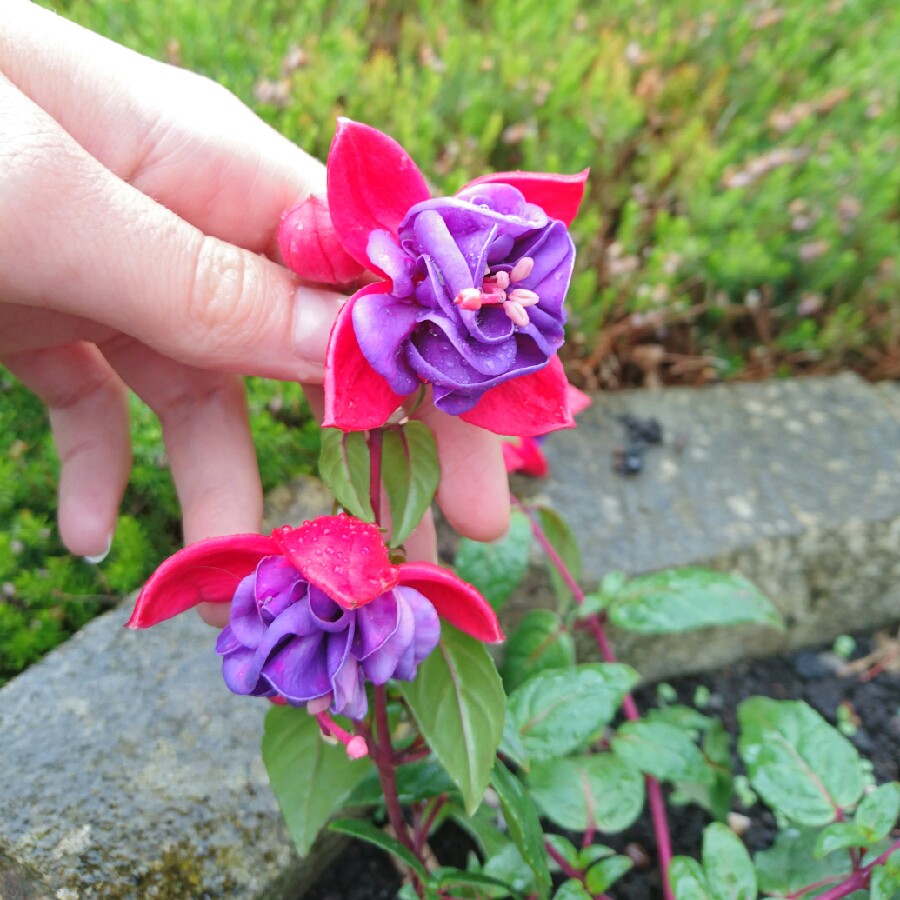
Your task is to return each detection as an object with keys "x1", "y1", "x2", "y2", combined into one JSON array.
[{"x1": 186, "y1": 237, "x2": 250, "y2": 333}]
